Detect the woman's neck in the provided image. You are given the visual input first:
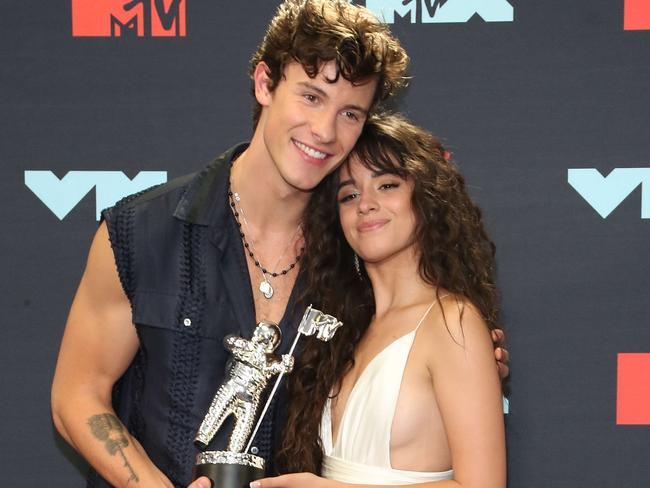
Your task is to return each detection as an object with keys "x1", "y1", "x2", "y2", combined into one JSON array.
[{"x1": 364, "y1": 248, "x2": 436, "y2": 318}]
